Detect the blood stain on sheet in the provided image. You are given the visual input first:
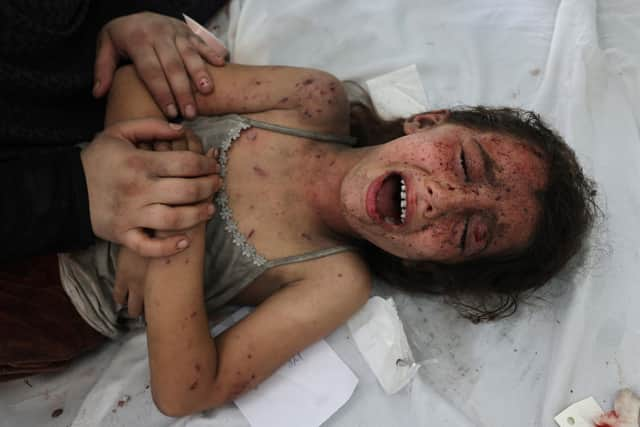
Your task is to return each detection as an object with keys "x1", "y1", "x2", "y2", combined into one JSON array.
[
  {"x1": 51, "y1": 408, "x2": 63, "y2": 418},
  {"x1": 117, "y1": 395, "x2": 131, "y2": 408}
]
